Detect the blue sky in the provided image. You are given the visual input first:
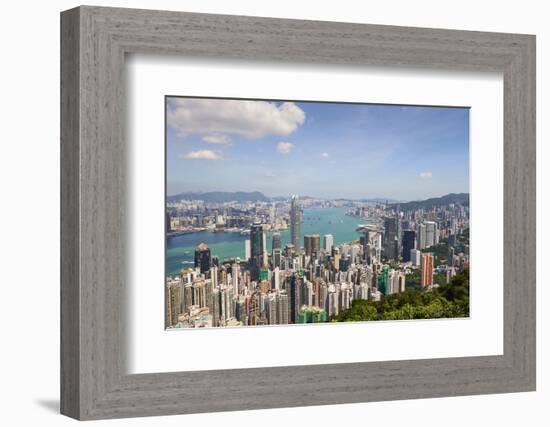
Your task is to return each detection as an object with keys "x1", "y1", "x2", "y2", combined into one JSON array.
[{"x1": 166, "y1": 97, "x2": 469, "y2": 201}]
